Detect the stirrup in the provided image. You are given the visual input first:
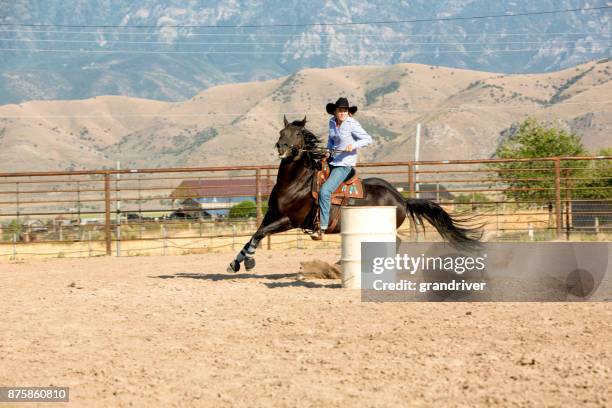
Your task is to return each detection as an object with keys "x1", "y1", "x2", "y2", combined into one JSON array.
[
  {"x1": 310, "y1": 230, "x2": 324, "y2": 241},
  {"x1": 310, "y1": 228, "x2": 326, "y2": 241}
]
